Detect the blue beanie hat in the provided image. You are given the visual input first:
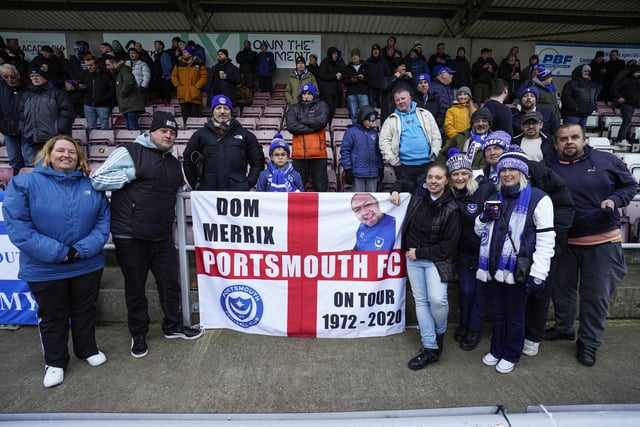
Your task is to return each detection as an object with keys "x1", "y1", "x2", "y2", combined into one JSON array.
[
  {"x1": 446, "y1": 148, "x2": 472, "y2": 173},
  {"x1": 182, "y1": 45, "x2": 195, "y2": 55},
  {"x1": 518, "y1": 85, "x2": 539, "y2": 101},
  {"x1": 482, "y1": 130, "x2": 511, "y2": 154},
  {"x1": 269, "y1": 133, "x2": 290, "y2": 156},
  {"x1": 211, "y1": 94, "x2": 233, "y2": 111},
  {"x1": 300, "y1": 83, "x2": 317, "y2": 97},
  {"x1": 497, "y1": 145, "x2": 529, "y2": 176},
  {"x1": 416, "y1": 73, "x2": 431, "y2": 84}
]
